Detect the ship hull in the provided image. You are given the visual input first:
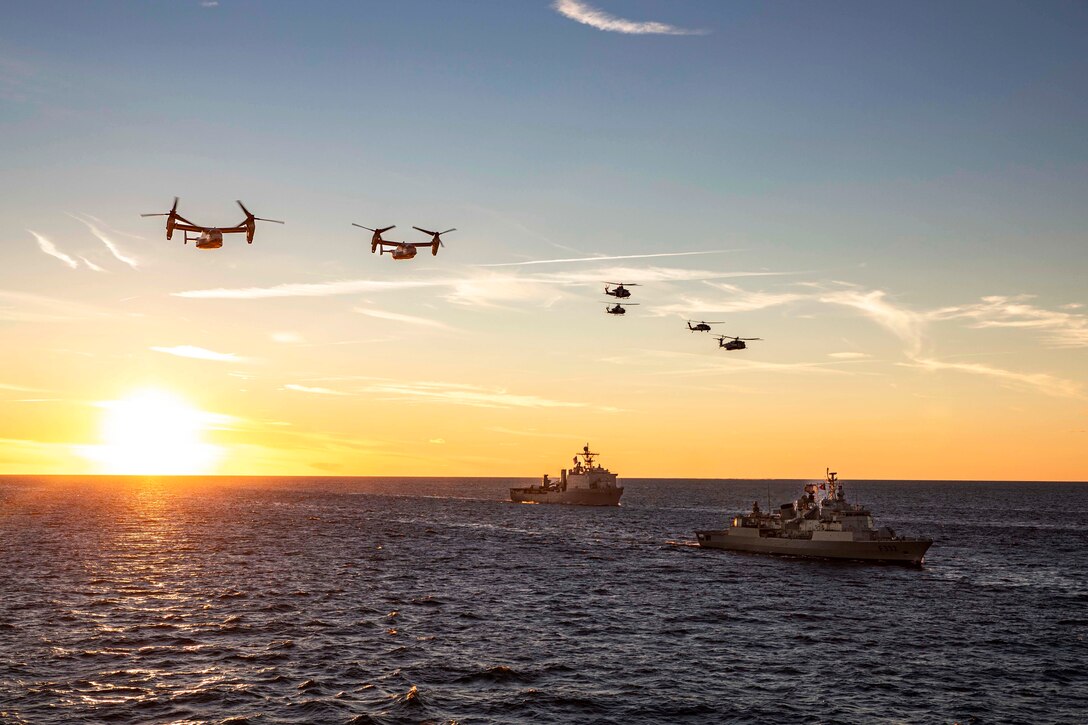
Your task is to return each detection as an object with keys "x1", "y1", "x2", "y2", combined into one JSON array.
[
  {"x1": 510, "y1": 487, "x2": 623, "y2": 506},
  {"x1": 695, "y1": 530, "x2": 931, "y2": 565}
]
